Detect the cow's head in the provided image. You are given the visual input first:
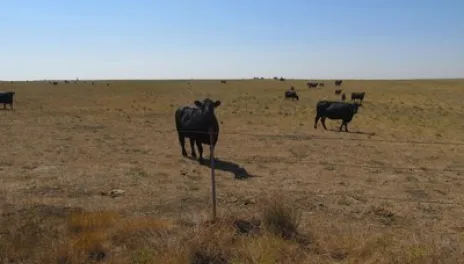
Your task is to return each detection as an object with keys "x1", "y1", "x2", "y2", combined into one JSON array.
[
  {"x1": 352, "y1": 102, "x2": 362, "y2": 114},
  {"x1": 194, "y1": 98, "x2": 221, "y2": 115}
]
